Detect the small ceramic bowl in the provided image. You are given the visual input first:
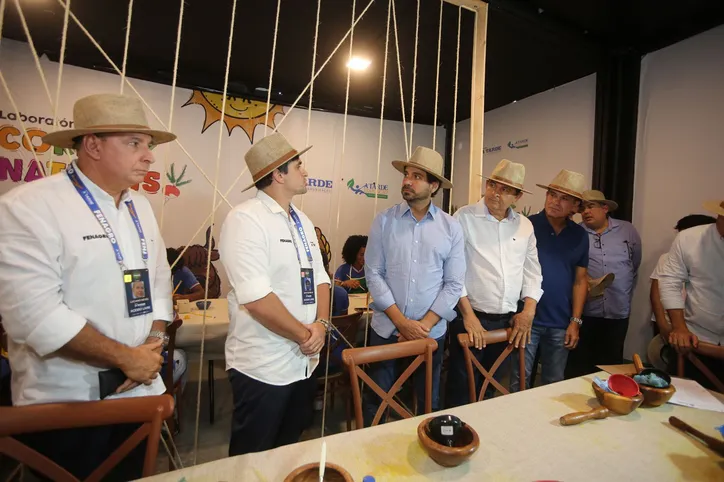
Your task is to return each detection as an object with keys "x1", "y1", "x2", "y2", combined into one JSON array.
[
  {"x1": 195, "y1": 300, "x2": 212, "y2": 310},
  {"x1": 418, "y1": 417, "x2": 480, "y2": 467}
]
